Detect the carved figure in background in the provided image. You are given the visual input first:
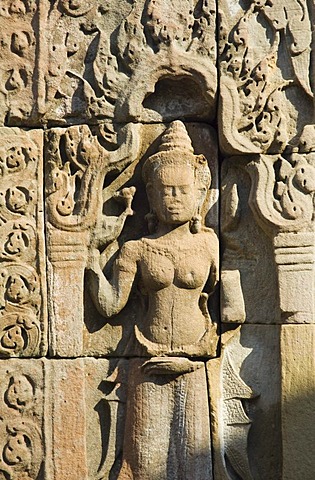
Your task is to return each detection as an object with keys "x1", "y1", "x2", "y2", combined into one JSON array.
[{"x1": 87, "y1": 121, "x2": 219, "y2": 479}]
